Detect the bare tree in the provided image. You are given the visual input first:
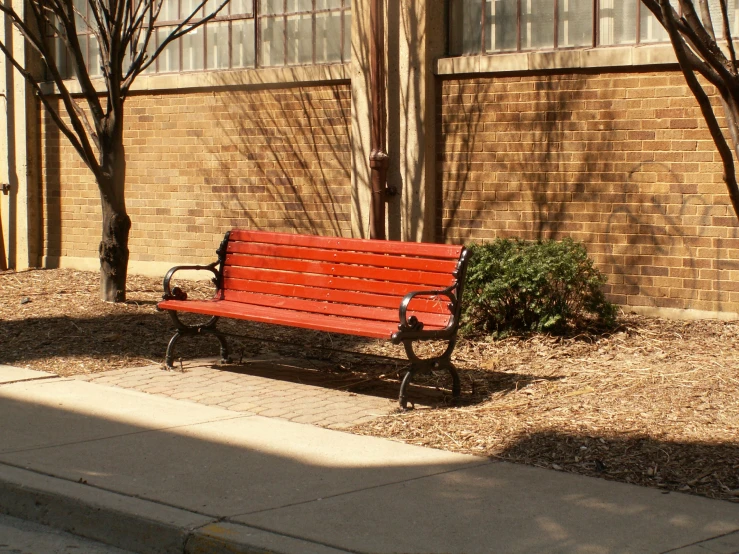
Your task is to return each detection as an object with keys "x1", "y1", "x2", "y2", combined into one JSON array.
[
  {"x1": 0, "y1": 0, "x2": 227, "y2": 301},
  {"x1": 643, "y1": 0, "x2": 739, "y2": 220}
]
